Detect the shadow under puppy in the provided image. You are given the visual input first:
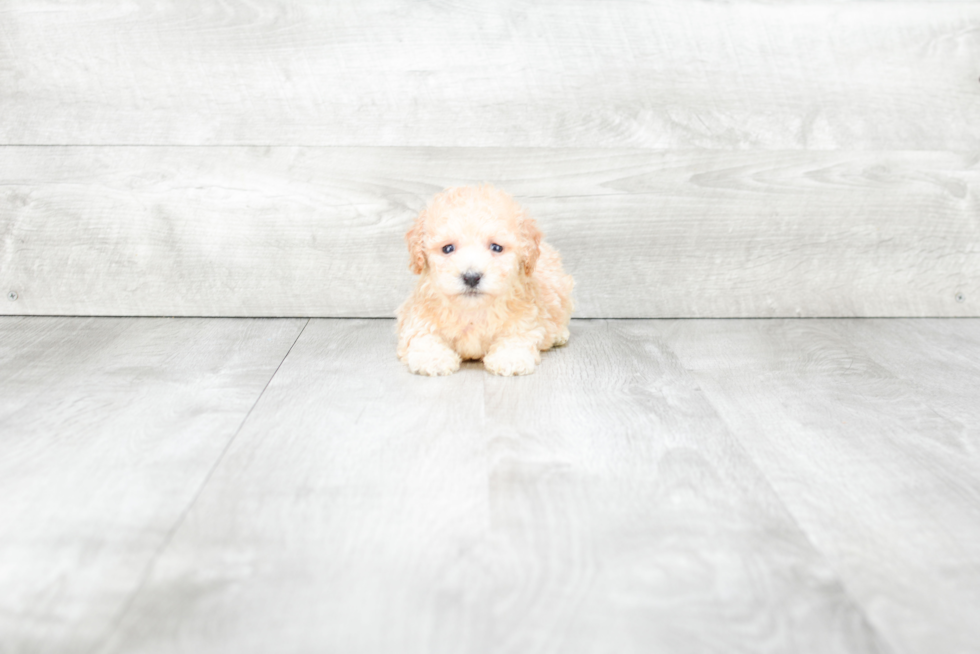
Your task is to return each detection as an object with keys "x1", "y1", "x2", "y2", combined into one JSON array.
[{"x1": 397, "y1": 185, "x2": 574, "y2": 376}]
